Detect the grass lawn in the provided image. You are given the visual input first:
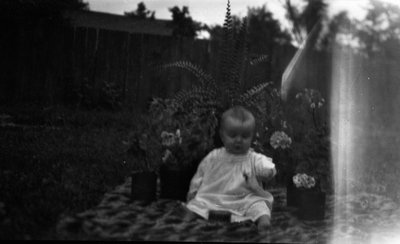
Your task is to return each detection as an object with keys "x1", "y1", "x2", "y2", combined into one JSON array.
[{"x1": 0, "y1": 105, "x2": 141, "y2": 240}]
